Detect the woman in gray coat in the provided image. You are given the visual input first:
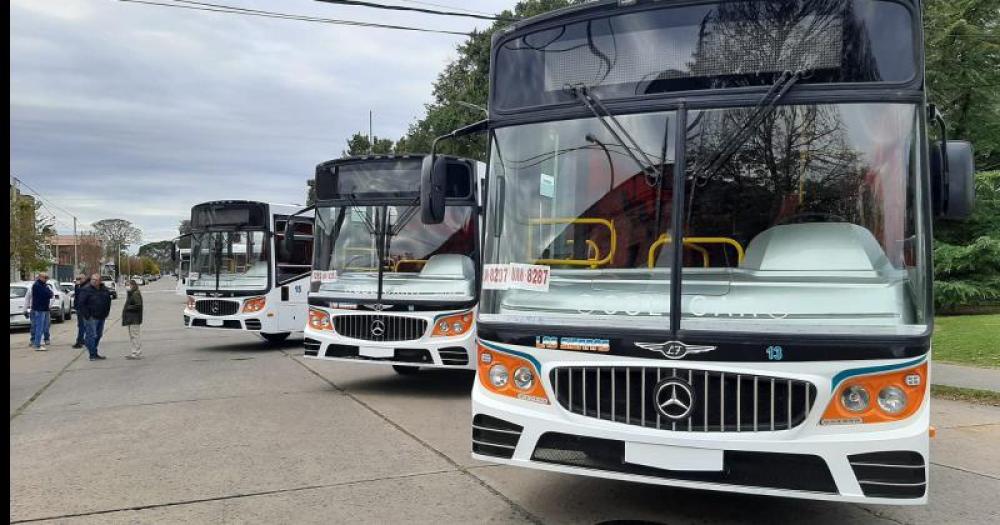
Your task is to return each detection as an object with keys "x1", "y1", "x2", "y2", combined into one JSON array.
[{"x1": 122, "y1": 280, "x2": 144, "y2": 360}]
